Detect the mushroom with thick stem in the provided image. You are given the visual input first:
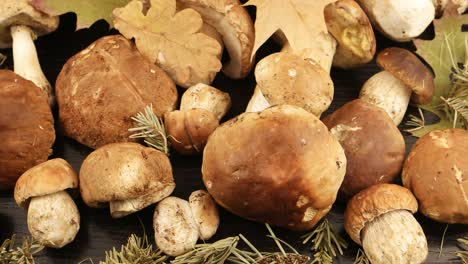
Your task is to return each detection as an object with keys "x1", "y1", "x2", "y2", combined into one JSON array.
[
  {"x1": 345, "y1": 184, "x2": 428, "y2": 264},
  {"x1": 189, "y1": 190, "x2": 220, "y2": 240},
  {"x1": 0, "y1": 0, "x2": 59, "y2": 107},
  {"x1": 165, "y1": 83, "x2": 231, "y2": 155},
  {"x1": 433, "y1": 0, "x2": 468, "y2": 16},
  {"x1": 14, "y1": 159, "x2": 80, "y2": 248},
  {"x1": 356, "y1": 0, "x2": 435, "y2": 42},
  {"x1": 359, "y1": 47, "x2": 435, "y2": 125}
]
